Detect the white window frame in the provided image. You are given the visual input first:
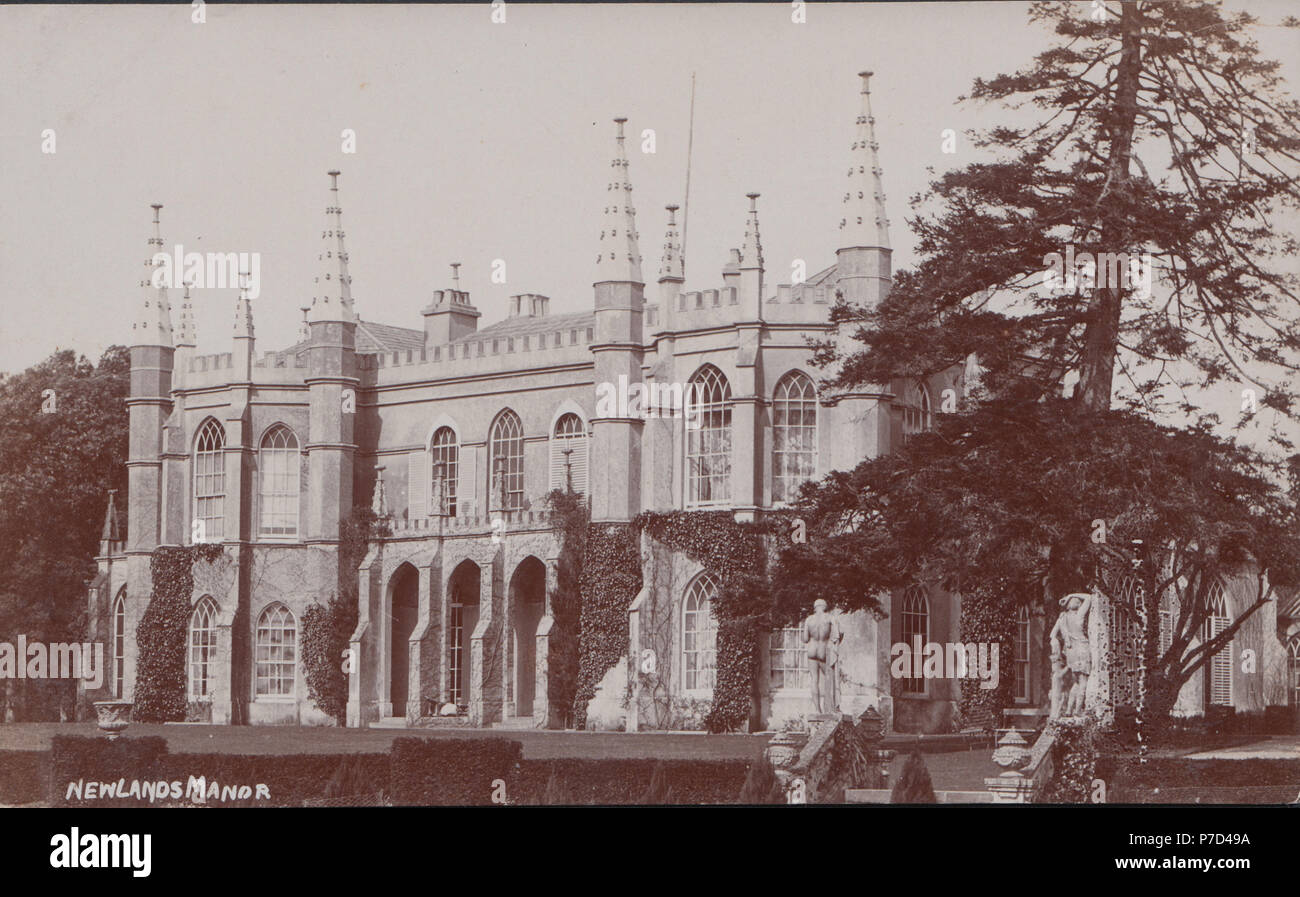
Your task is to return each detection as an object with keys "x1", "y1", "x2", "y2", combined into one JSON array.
[
  {"x1": 682, "y1": 573, "x2": 720, "y2": 696},
  {"x1": 188, "y1": 597, "x2": 218, "y2": 701},
  {"x1": 258, "y1": 424, "x2": 300, "y2": 539},
  {"x1": 900, "y1": 585, "x2": 929, "y2": 696},
  {"x1": 254, "y1": 602, "x2": 297, "y2": 701},
  {"x1": 768, "y1": 626, "x2": 811, "y2": 692},
  {"x1": 431, "y1": 426, "x2": 459, "y2": 517},
  {"x1": 489, "y1": 409, "x2": 525, "y2": 512},
  {"x1": 772, "y1": 371, "x2": 818, "y2": 505},
  {"x1": 193, "y1": 418, "x2": 225, "y2": 543},
  {"x1": 112, "y1": 590, "x2": 126, "y2": 699},
  {"x1": 686, "y1": 365, "x2": 732, "y2": 508}
]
